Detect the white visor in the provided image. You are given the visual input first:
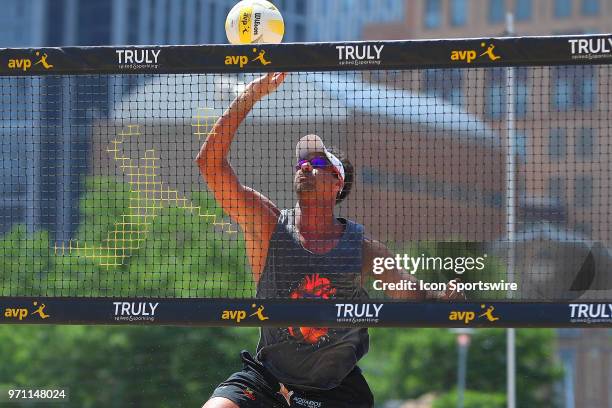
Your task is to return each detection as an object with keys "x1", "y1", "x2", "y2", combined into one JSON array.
[{"x1": 295, "y1": 135, "x2": 345, "y2": 181}]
